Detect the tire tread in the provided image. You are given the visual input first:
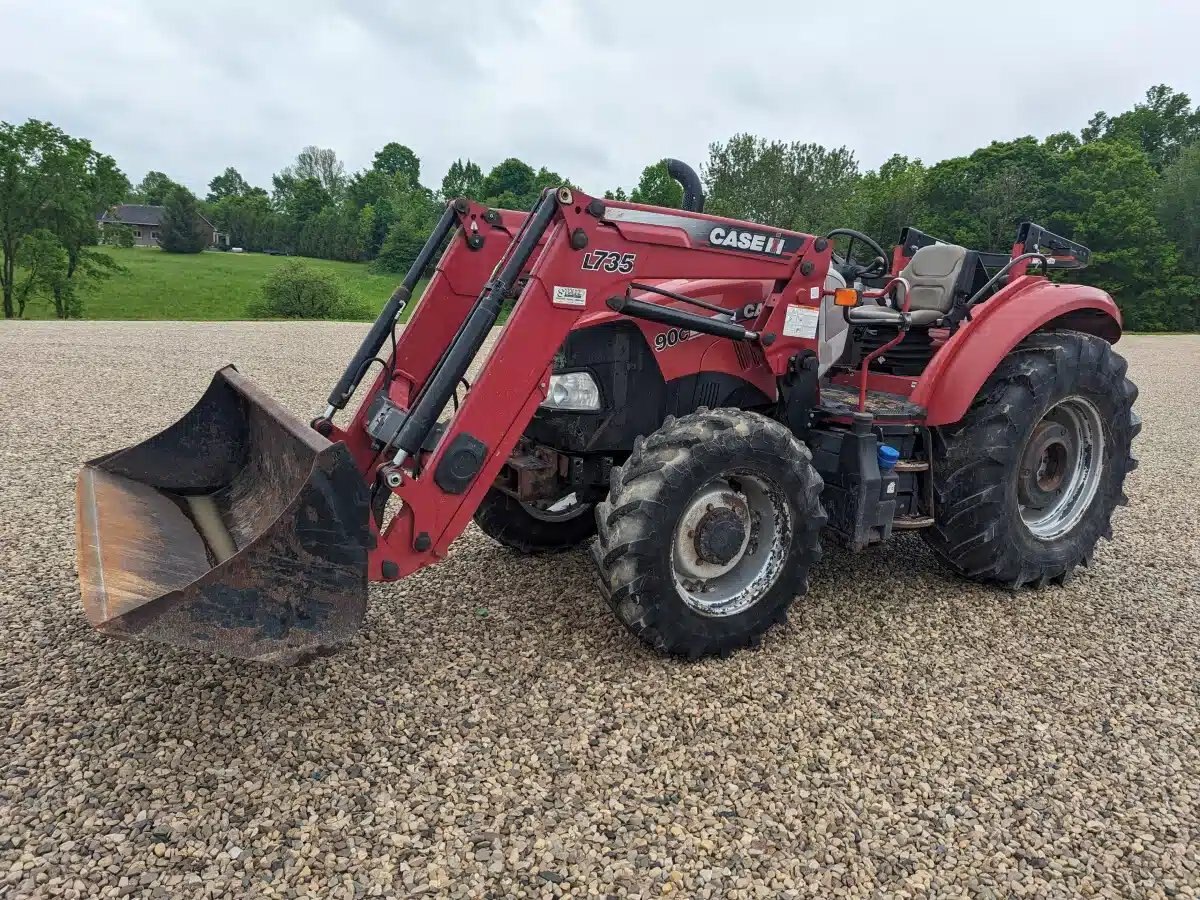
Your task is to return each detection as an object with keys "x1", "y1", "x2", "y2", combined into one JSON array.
[
  {"x1": 922, "y1": 330, "x2": 1138, "y2": 587},
  {"x1": 593, "y1": 408, "x2": 825, "y2": 658}
]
